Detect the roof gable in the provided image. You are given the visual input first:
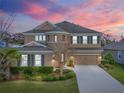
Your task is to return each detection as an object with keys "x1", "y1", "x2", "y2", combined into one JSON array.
[
  {"x1": 22, "y1": 41, "x2": 46, "y2": 47},
  {"x1": 24, "y1": 21, "x2": 67, "y2": 34}
]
